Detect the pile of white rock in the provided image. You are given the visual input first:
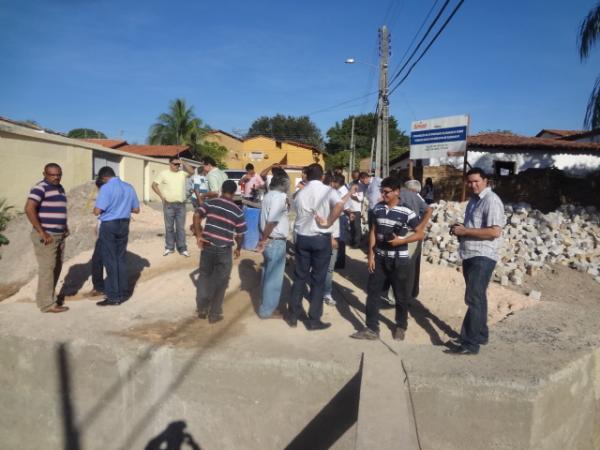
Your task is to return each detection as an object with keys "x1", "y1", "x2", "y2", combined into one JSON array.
[{"x1": 423, "y1": 200, "x2": 600, "y2": 285}]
